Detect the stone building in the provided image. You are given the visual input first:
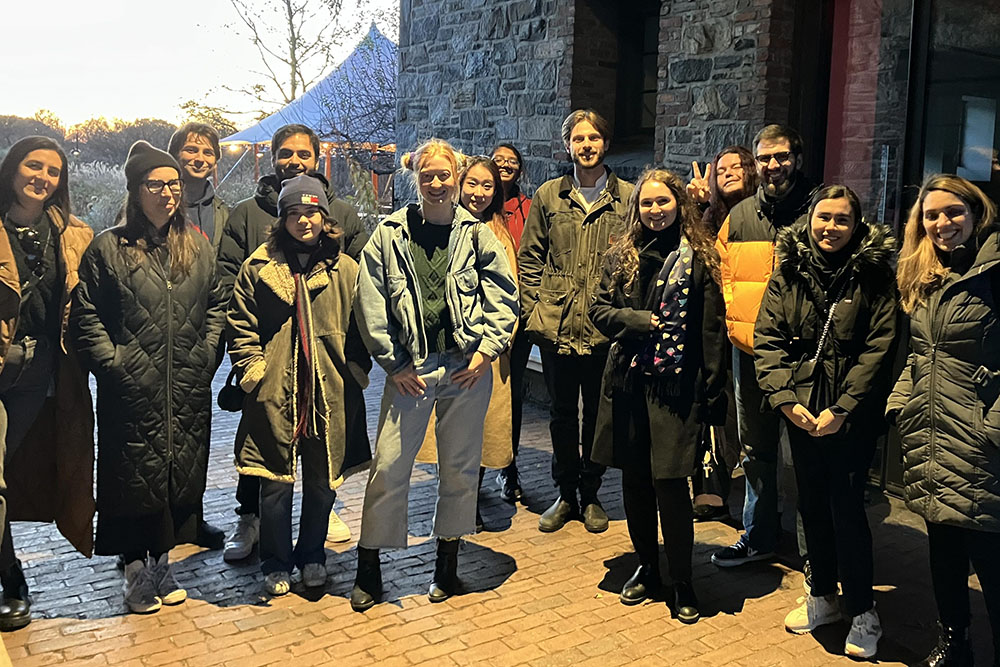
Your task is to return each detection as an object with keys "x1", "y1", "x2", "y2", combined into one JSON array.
[{"x1": 395, "y1": 0, "x2": 1000, "y2": 488}]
